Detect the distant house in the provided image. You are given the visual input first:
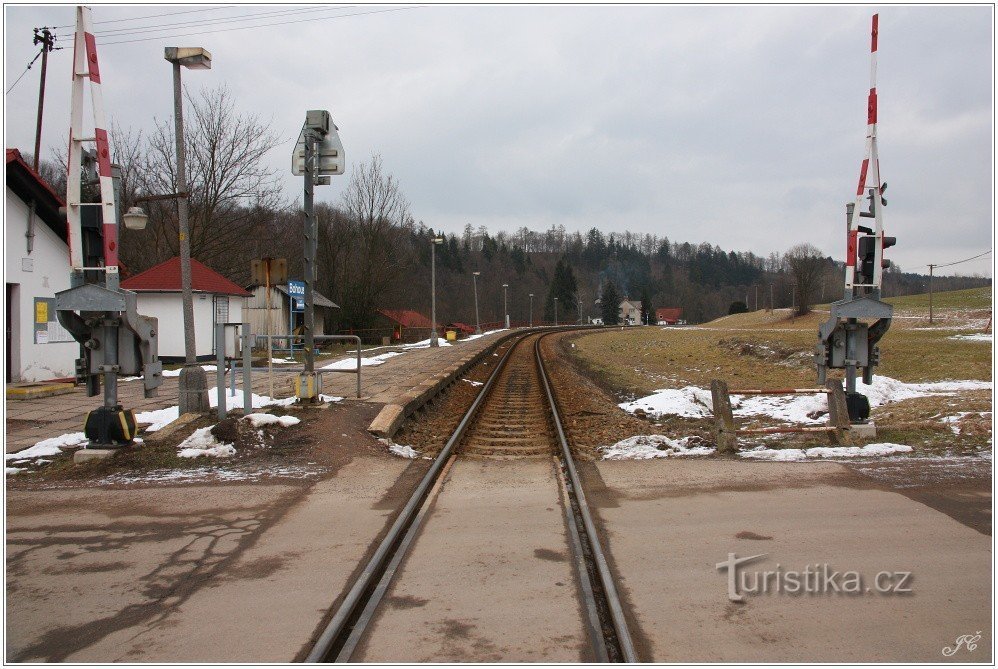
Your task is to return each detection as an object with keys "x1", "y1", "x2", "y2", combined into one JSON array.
[
  {"x1": 5, "y1": 148, "x2": 78, "y2": 382},
  {"x1": 618, "y1": 299, "x2": 642, "y2": 325},
  {"x1": 244, "y1": 283, "x2": 339, "y2": 343},
  {"x1": 656, "y1": 307, "x2": 683, "y2": 326},
  {"x1": 373, "y1": 309, "x2": 436, "y2": 343},
  {"x1": 448, "y1": 322, "x2": 476, "y2": 336},
  {"x1": 120, "y1": 257, "x2": 252, "y2": 361}
]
